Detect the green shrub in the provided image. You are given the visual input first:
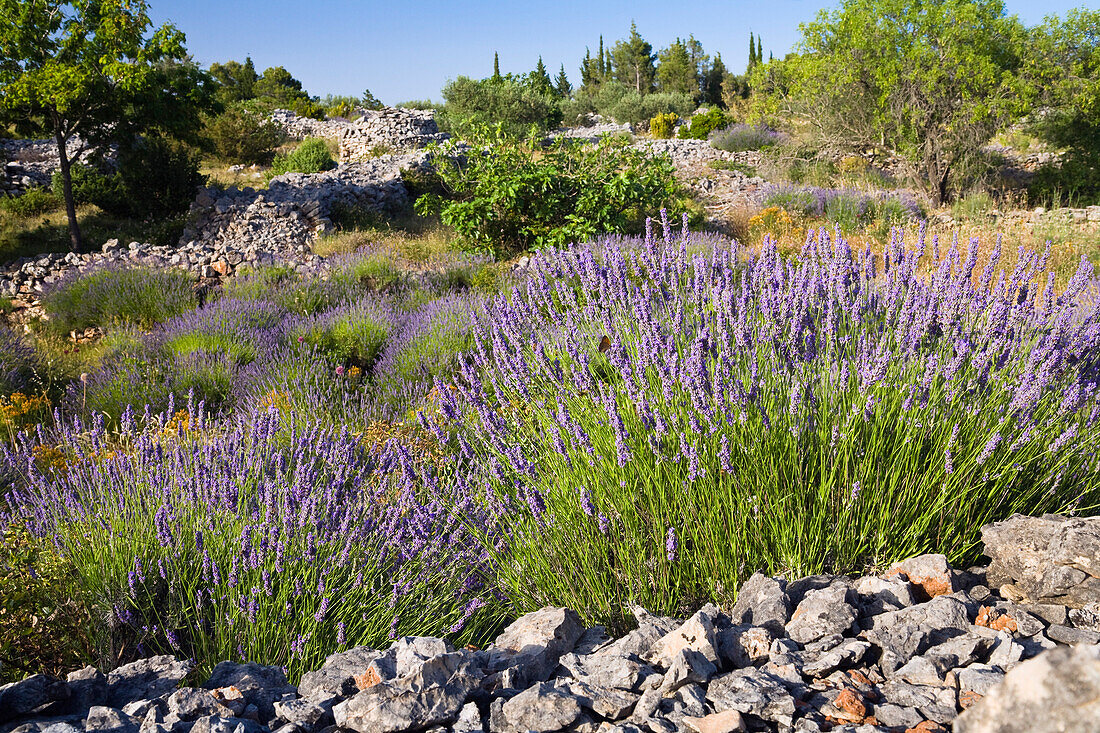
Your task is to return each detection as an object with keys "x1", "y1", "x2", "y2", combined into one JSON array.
[
  {"x1": 269, "y1": 138, "x2": 335, "y2": 177},
  {"x1": 677, "y1": 108, "x2": 732, "y2": 140},
  {"x1": 951, "y1": 191, "x2": 995, "y2": 222},
  {"x1": 439, "y1": 75, "x2": 563, "y2": 139},
  {"x1": 649, "y1": 113, "x2": 678, "y2": 139},
  {"x1": 43, "y1": 267, "x2": 196, "y2": 334},
  {"x1": 416, "y1": 133, "x2": 684, "y2": 256},
  {"x1": 0, "y1": 188, "x2": 62, "y2": 217},
  {"x1": 51, "y1": 137, "x2": 204, "y2": 219},
  {"x1": 287, "y1": 299, "x2": 395, "y2": 370},
  {"x1": 206, "y1": 107, "x2": 284, "y2": 164}
]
